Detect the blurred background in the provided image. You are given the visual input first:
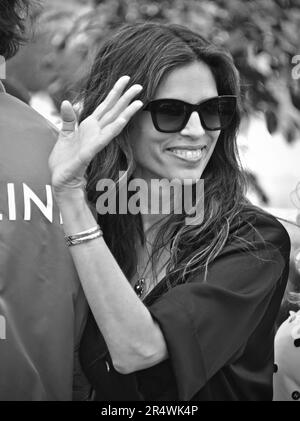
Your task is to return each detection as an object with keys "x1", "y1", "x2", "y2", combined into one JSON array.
[{"x1": 3, "y1": 0, "x2": 300, "y2": 233}]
